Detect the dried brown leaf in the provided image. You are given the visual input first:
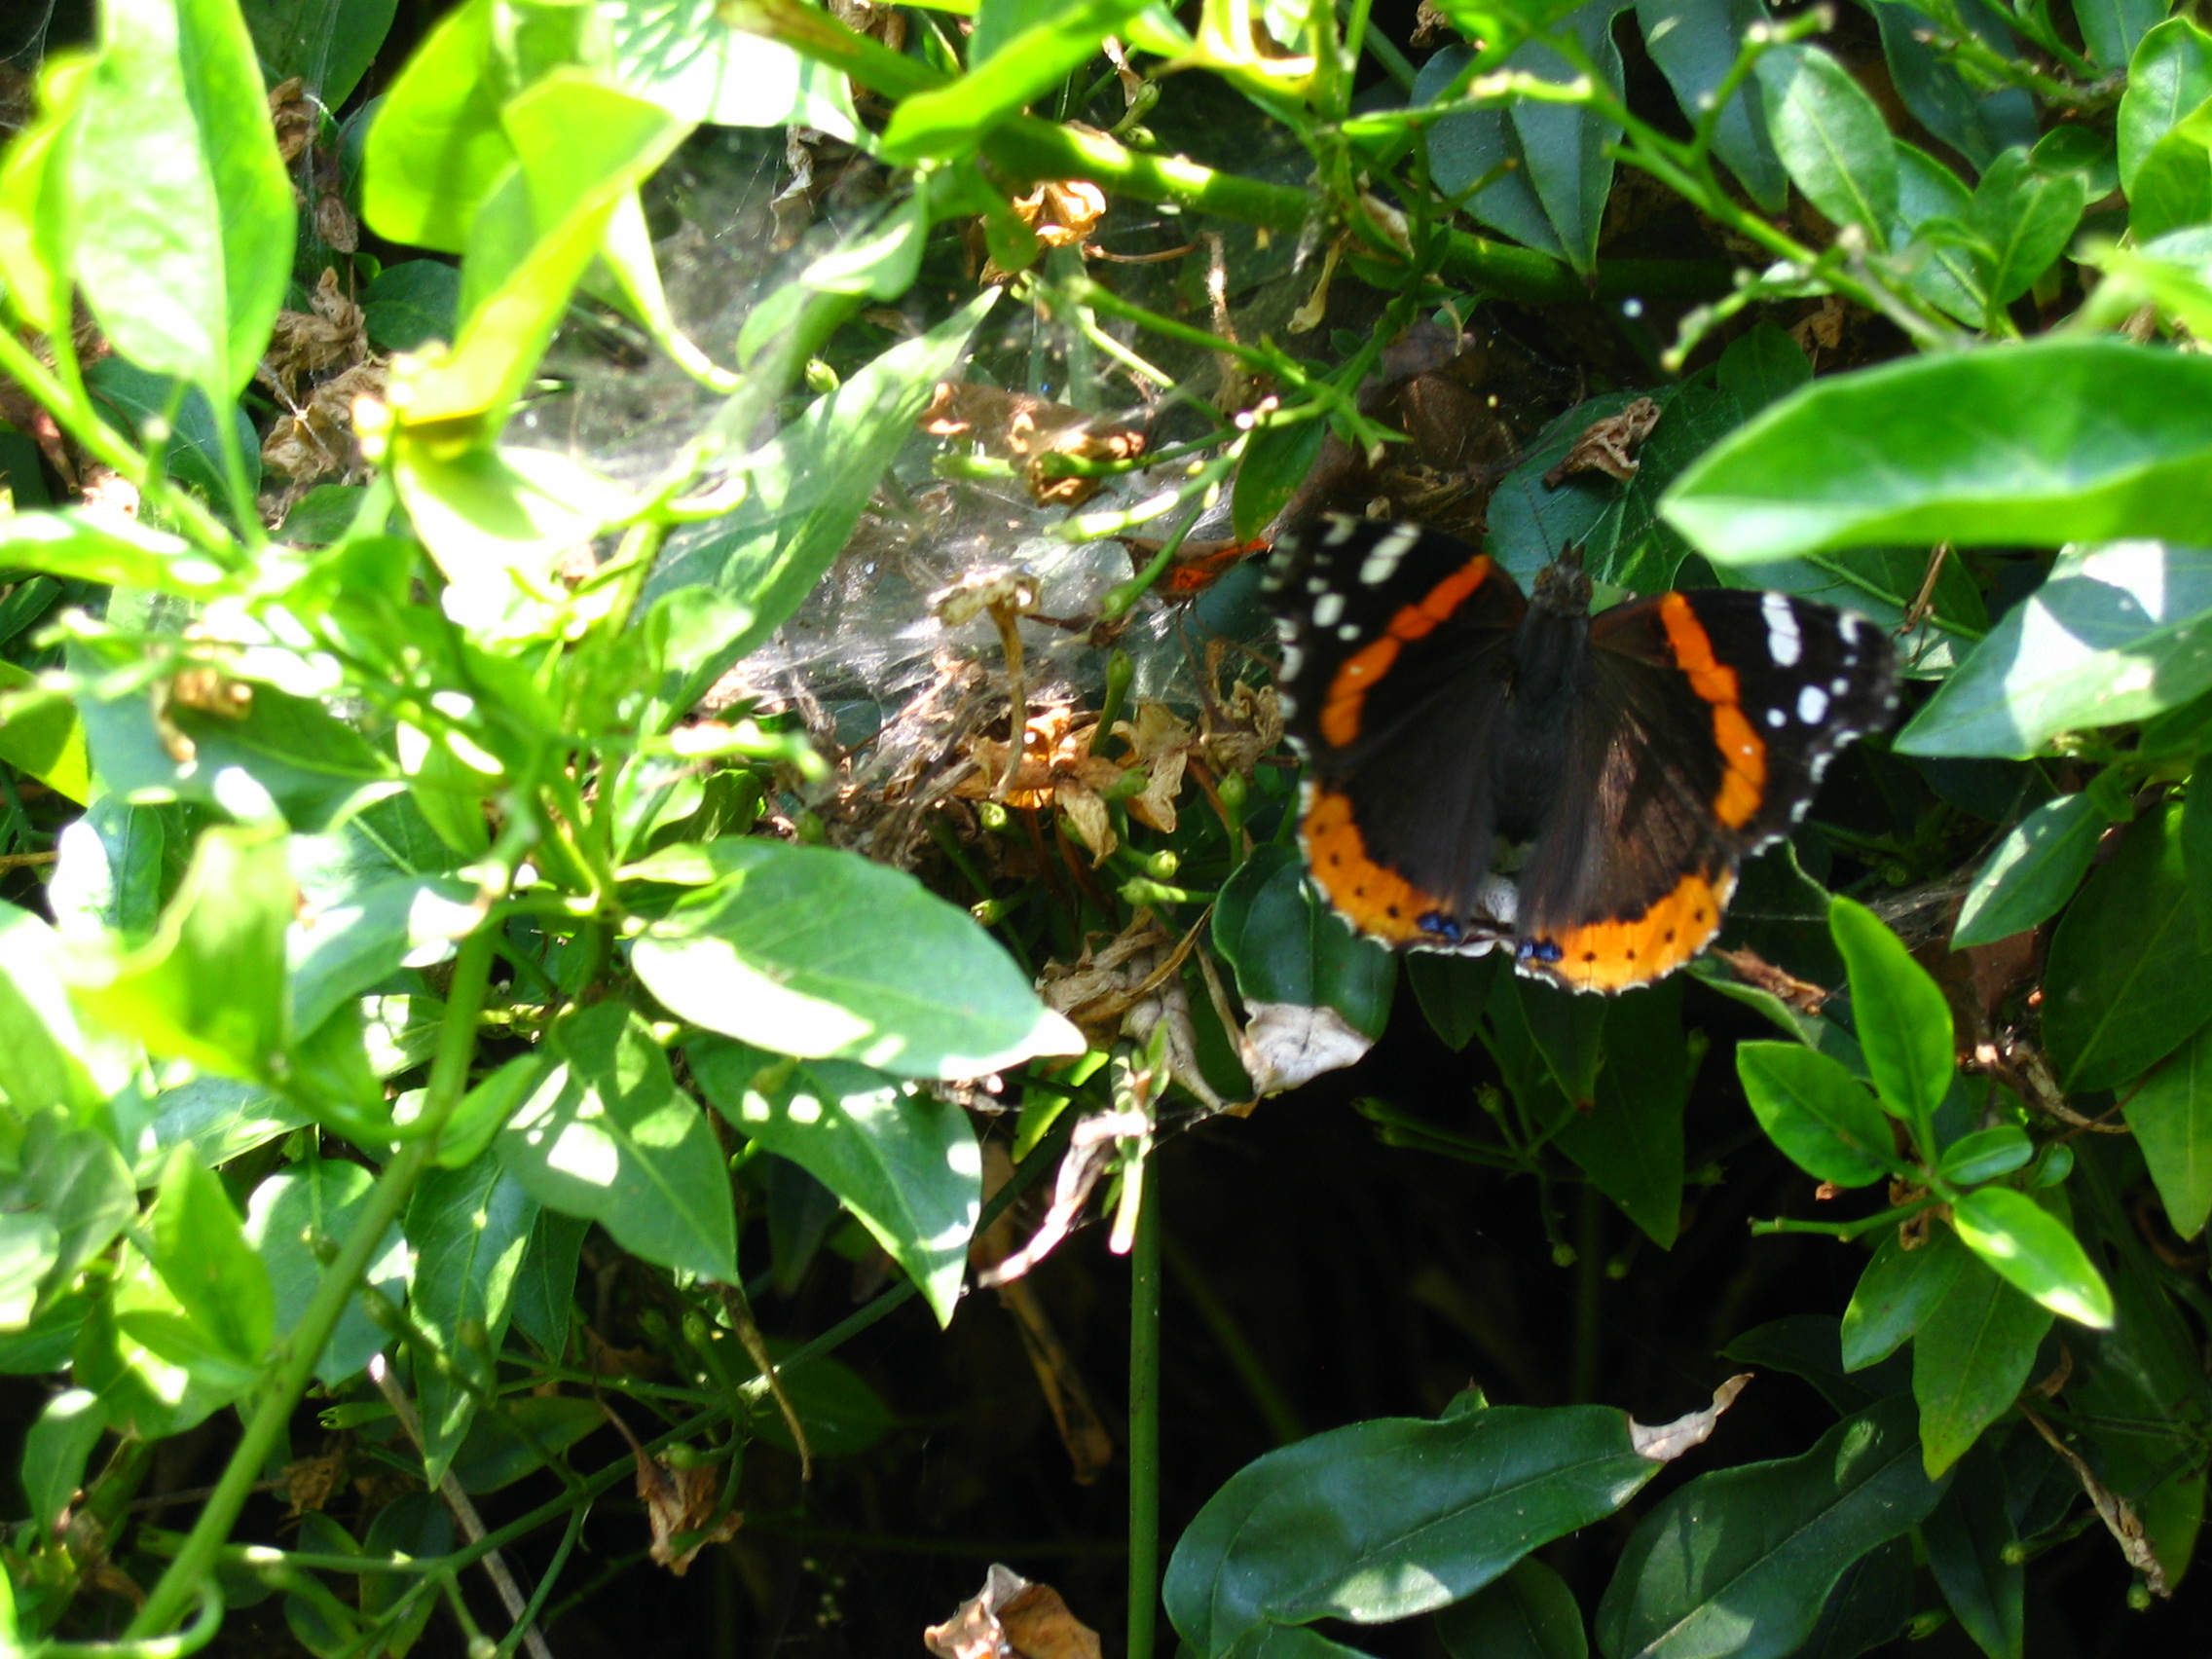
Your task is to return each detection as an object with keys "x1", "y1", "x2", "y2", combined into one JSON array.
[{"x1": 1543, "y1": 396, "x2": 1661, "y2": 488}]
